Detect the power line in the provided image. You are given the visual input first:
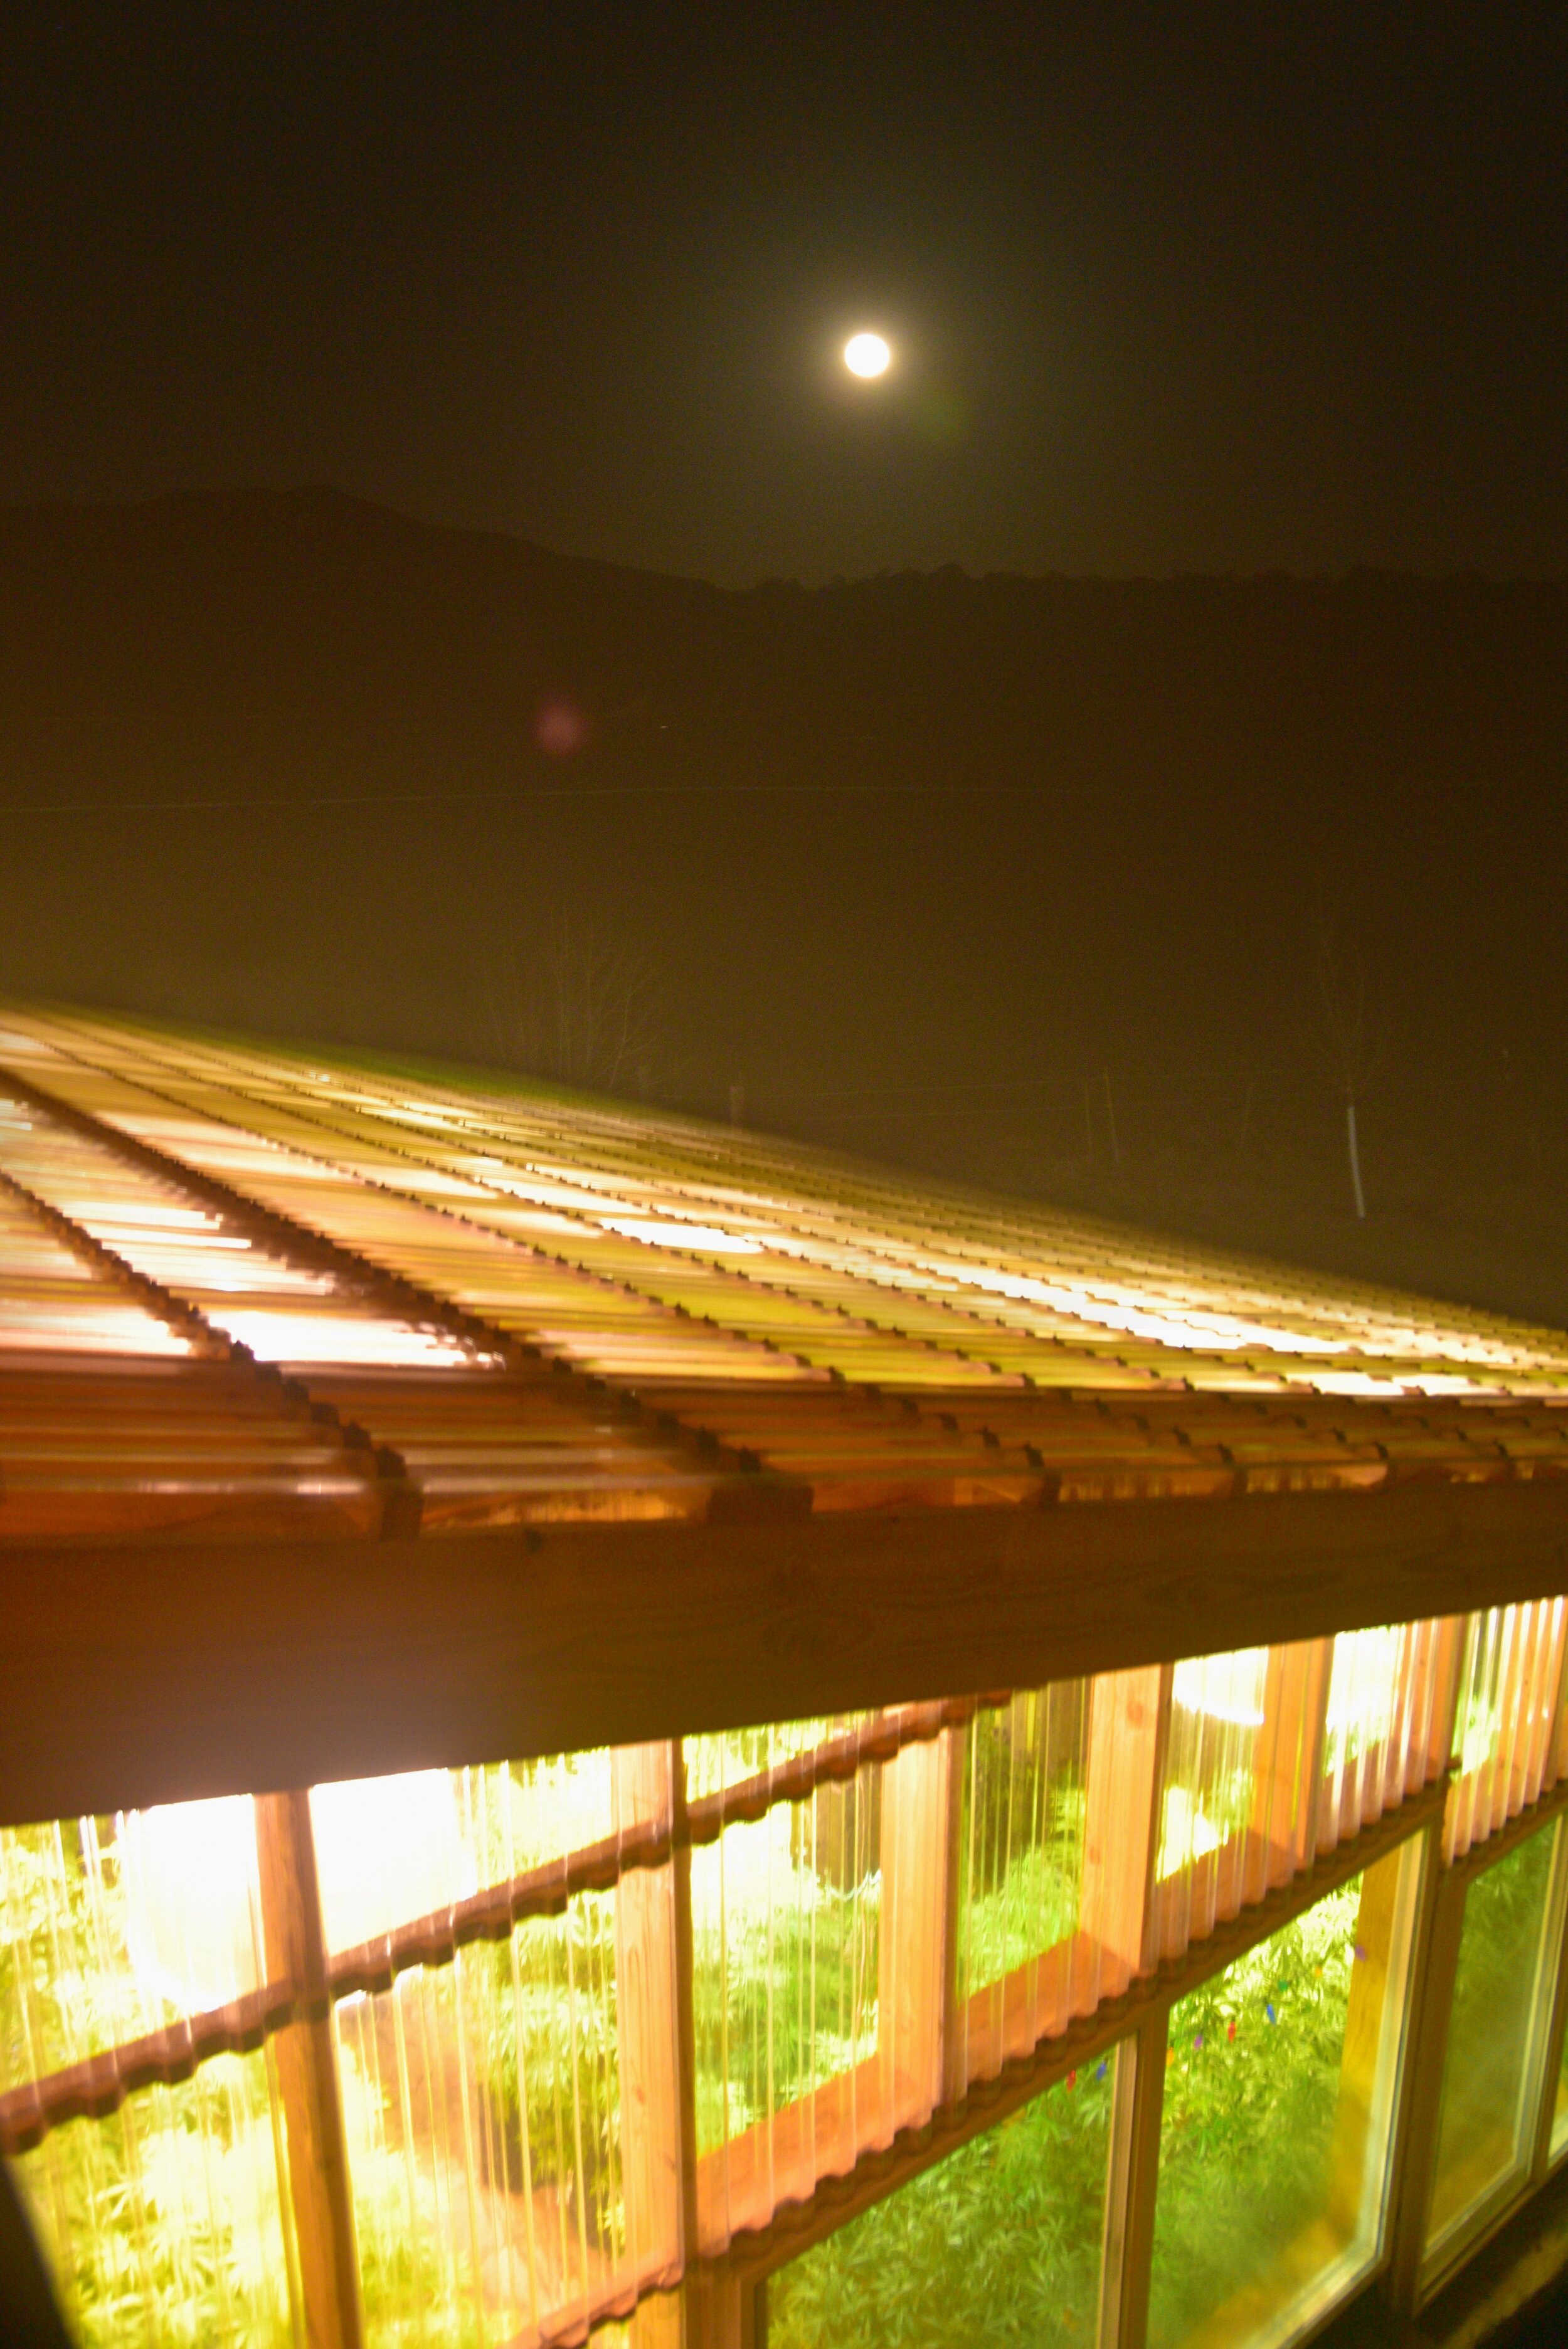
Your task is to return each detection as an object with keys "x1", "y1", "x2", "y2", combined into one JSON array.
[{"x1": 0, "y1": 780, "x2": 1057, "y2": 815}]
